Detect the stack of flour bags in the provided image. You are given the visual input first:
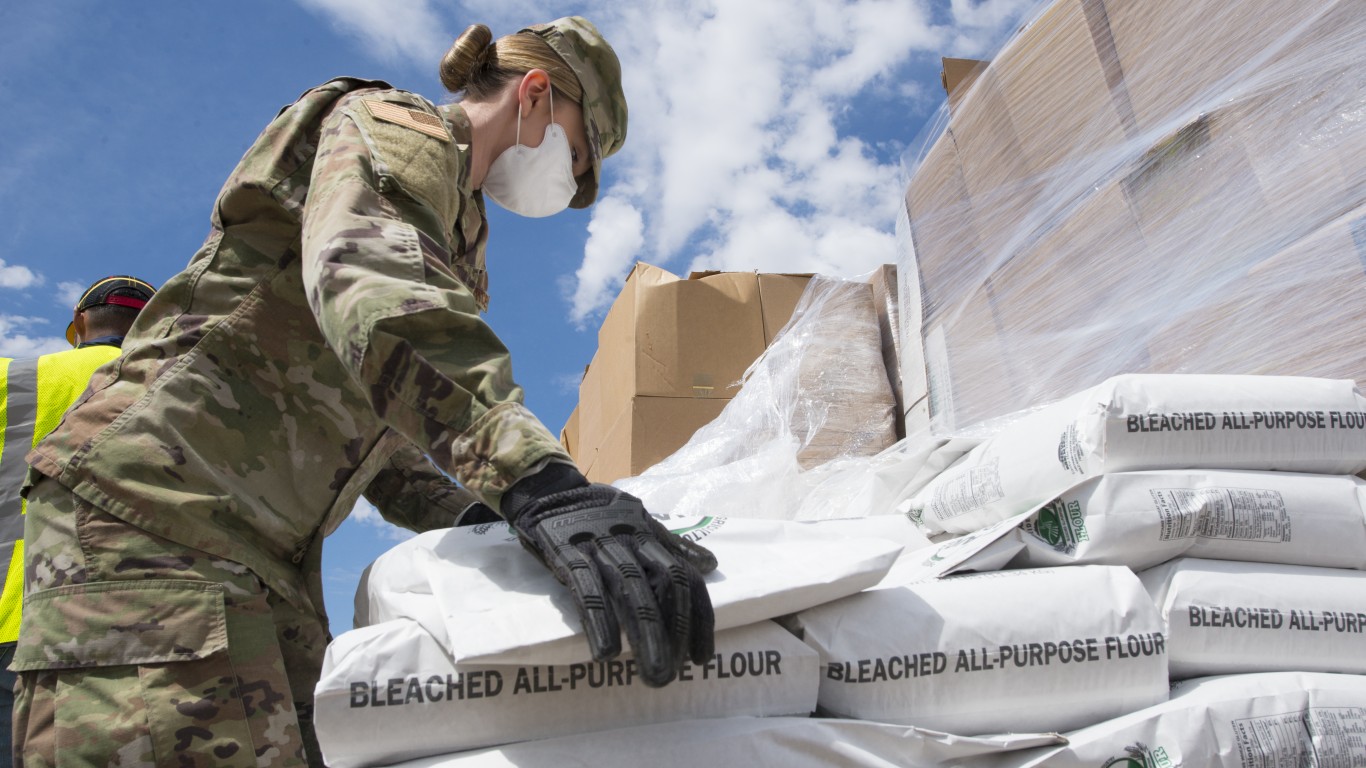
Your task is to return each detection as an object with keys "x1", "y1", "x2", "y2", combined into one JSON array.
[{"x1": 791, "y1": 372, "x2": 1366, "y2": 766}]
